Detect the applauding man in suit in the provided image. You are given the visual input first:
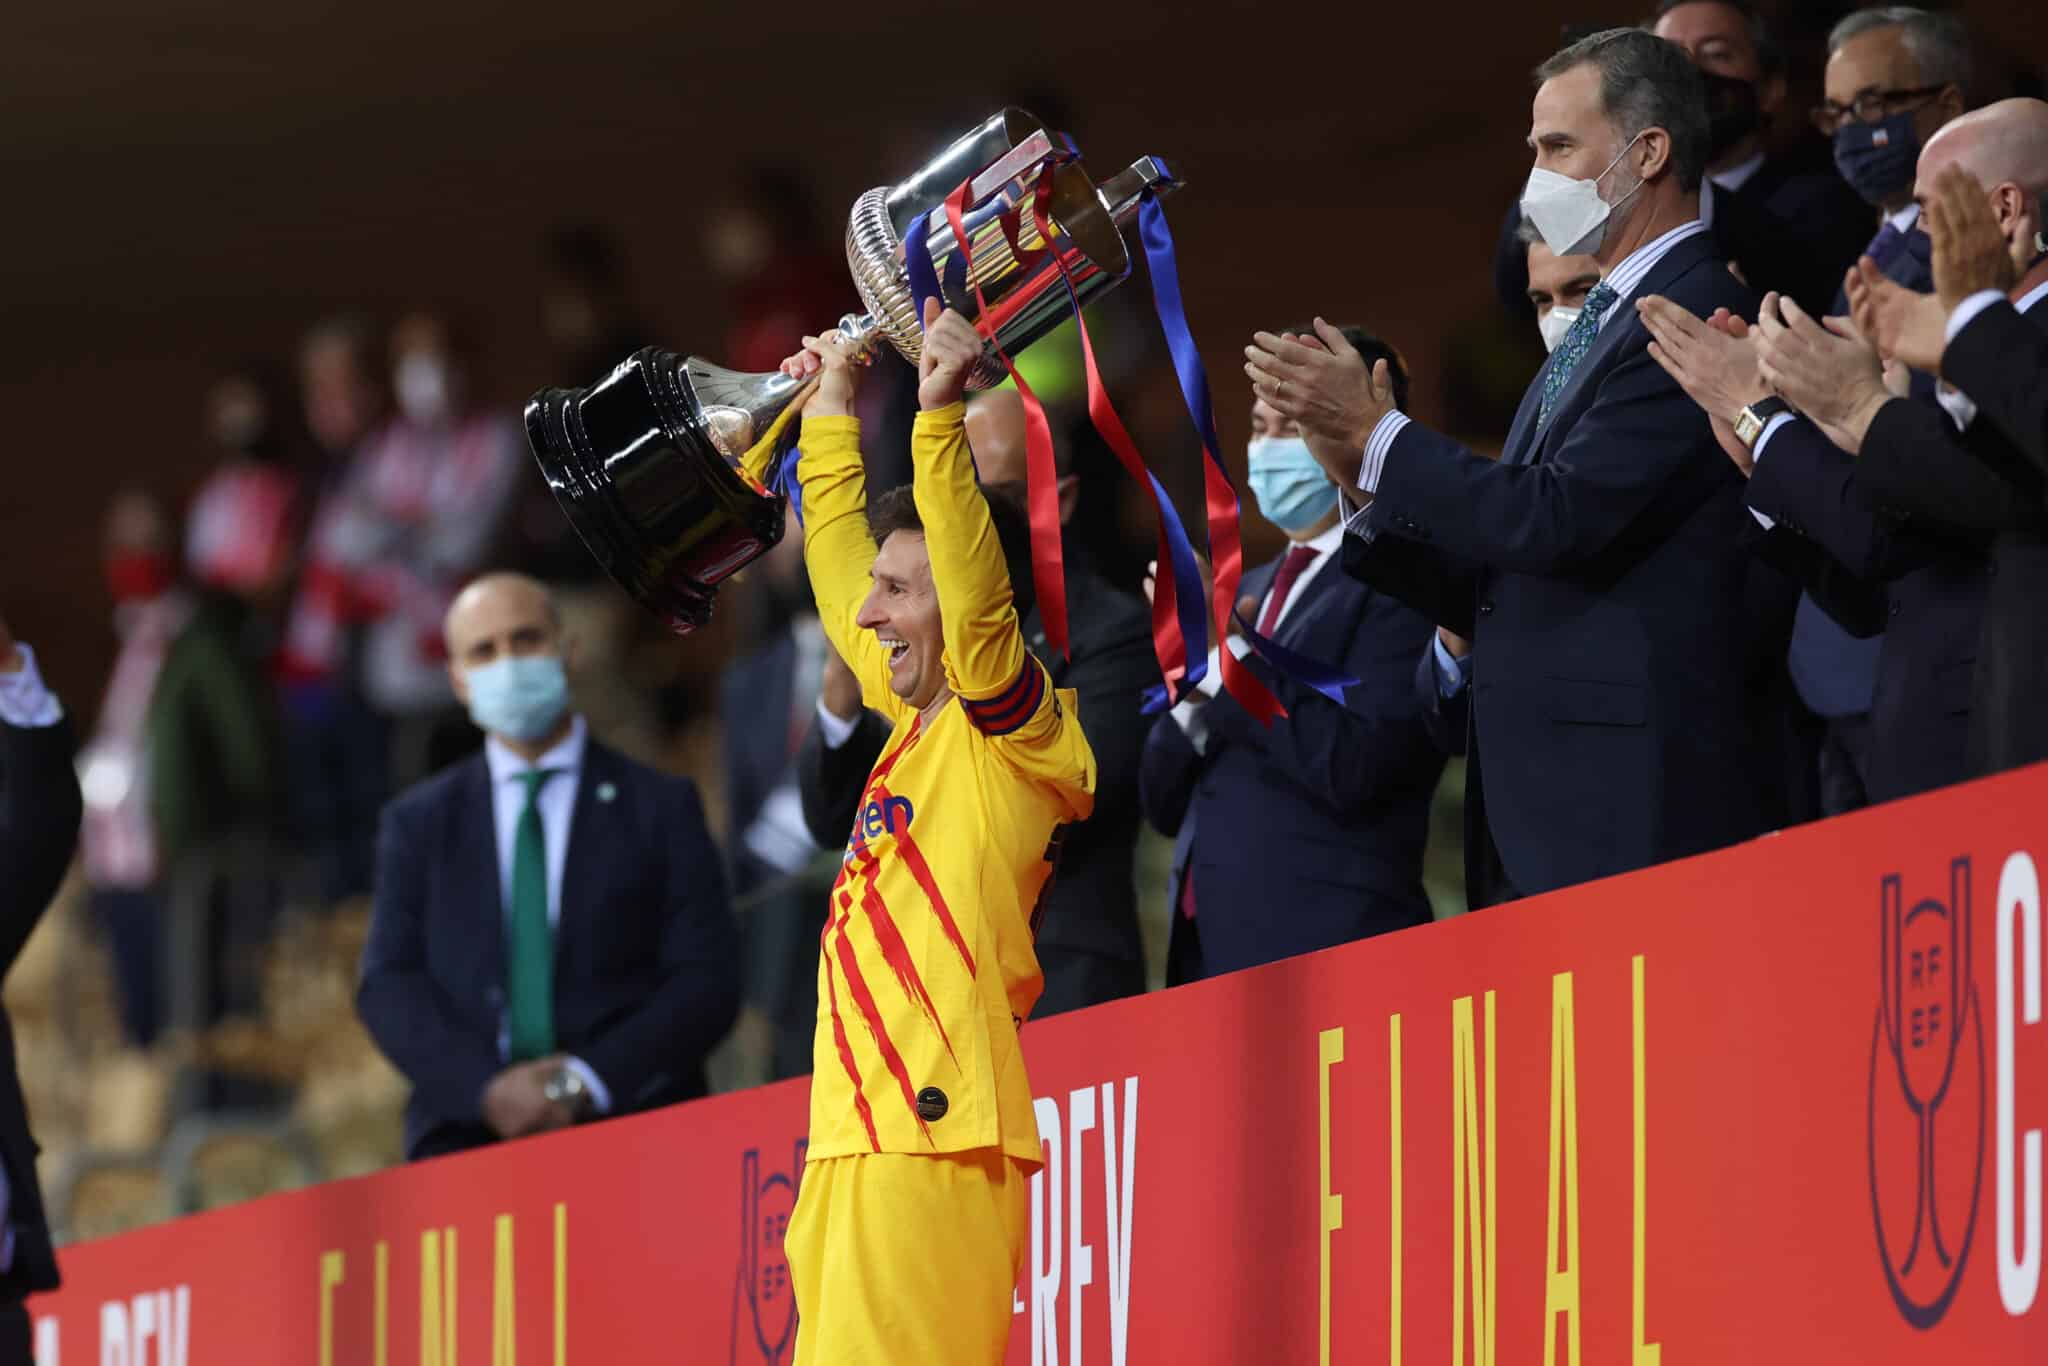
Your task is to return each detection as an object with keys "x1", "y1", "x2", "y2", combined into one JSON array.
[
  {"x1": 358, "y1": 573, "x2": 739, "y2": 1160},
  {"x1": 1142, "y1": 328, "x2": 1443, "y2": 982},
  {"x1": 1249, "y1": 29, "x2": 1765, "y2": 905}
]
